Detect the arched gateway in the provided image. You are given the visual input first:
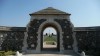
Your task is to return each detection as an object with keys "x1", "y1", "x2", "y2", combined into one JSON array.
[{"x1": 22, "y1": 7, "x2": 78, "y2": 53}]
